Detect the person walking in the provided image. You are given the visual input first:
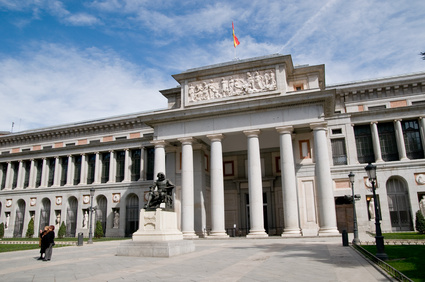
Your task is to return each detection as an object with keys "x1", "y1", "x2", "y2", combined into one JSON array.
[
  {"x1": 38, "y1": 226, "x2": 49, "y2": 260},
  {"x1": 43, "y1": 225, "x2": 55, "y2": 261}
]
